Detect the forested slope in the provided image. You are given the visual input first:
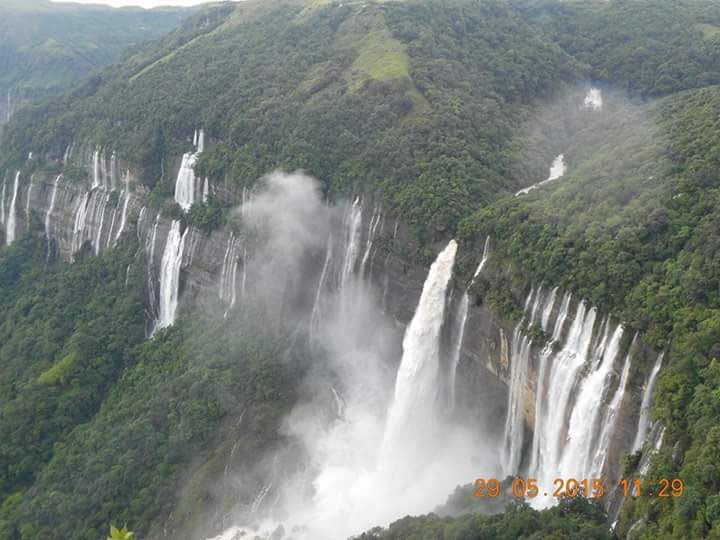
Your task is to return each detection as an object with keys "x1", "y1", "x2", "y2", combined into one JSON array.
[
  {"x1": 2, "y1": 0, "x2": 720, "y2": 539},
  {"x1": 0, "y1": 0, "x2": 190, "y2": 127}
]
